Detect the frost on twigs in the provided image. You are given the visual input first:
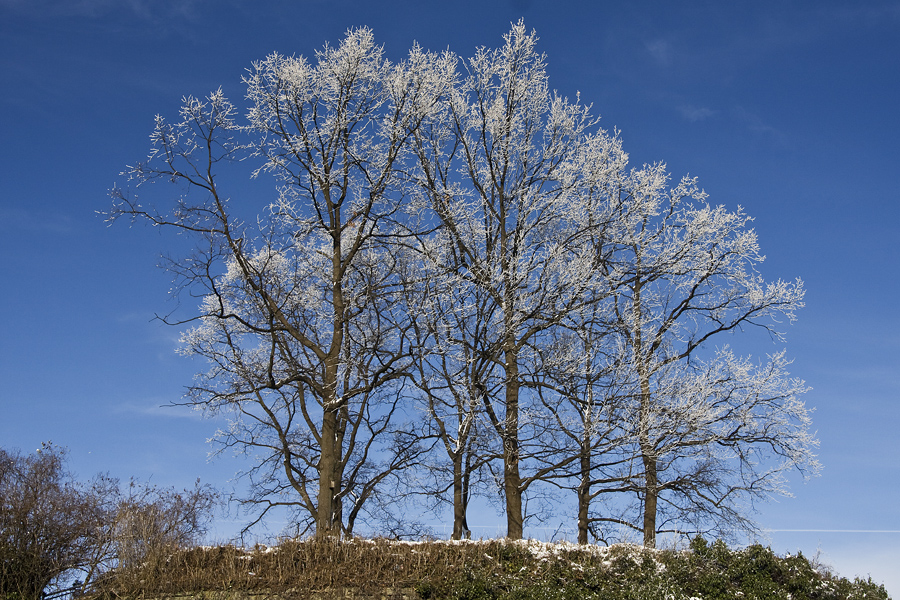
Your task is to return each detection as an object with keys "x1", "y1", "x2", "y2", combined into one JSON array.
[{"x1": 109, "y1": 22, "x2": 817, "y2": 547}]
